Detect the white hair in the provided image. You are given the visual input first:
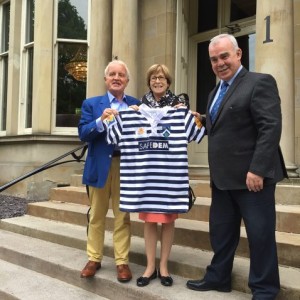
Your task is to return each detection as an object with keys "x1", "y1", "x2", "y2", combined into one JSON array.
[
  {"x1": 104, "y1": 59, "x2": 130, "y2": 79},
  {"x1": 209, "y1": 33, "x2": 239, "y2": 50}
]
